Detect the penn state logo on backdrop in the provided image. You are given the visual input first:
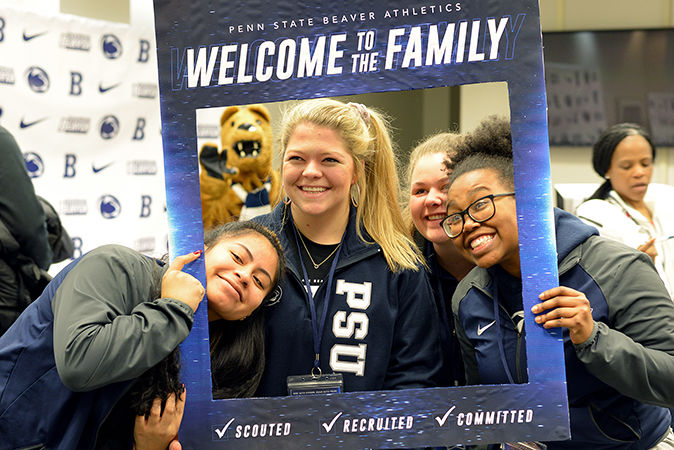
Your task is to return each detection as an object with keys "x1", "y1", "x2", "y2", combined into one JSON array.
[
  {"x1": 99, "y1": 115, "x2": 120, "y2": 139},
  {"x1": 101, "y1": 34, "x2": 122, "y2": 59},
  {"x1": 23, "y1": 152, "x2": 44, "y2": 178},
  {"x1": 99, "y1": 194, "x2": 121, "y2": 219},
  {"x1": 26, "y1": 67, "x2": 49, "y2": 93}
]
